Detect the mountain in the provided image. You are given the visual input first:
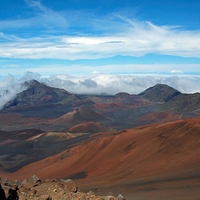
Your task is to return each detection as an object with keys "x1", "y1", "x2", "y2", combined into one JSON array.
[
  {"x1": 3, "y1": 80, "x2": 72, "y2": 109},
  {"x1": 1, "y1": 80, "x2": 83, "y2": 120},
  {"x1": 139, "y1": 83, "x2": 200, "y2": 117},
  {"x1": 50, "y1": 108, "x2": 107, "y2": 131},
  {"x1": 139, "y1": 83, "x2": 181, "y2": 102},
  {"x1": 1, "y1": 80, "x2": 200, "y2": 131},
  {"x1": 166, "y1": 93, "x2": 200, "y2": 115}
]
